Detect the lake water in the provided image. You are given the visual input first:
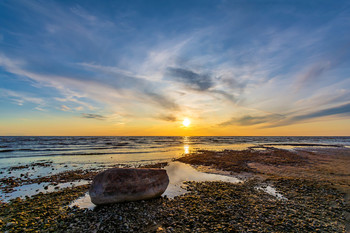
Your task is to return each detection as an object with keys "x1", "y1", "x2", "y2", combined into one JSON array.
[{"x1": 1, "y1": 136, "x2": 349, "y2": 171}]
